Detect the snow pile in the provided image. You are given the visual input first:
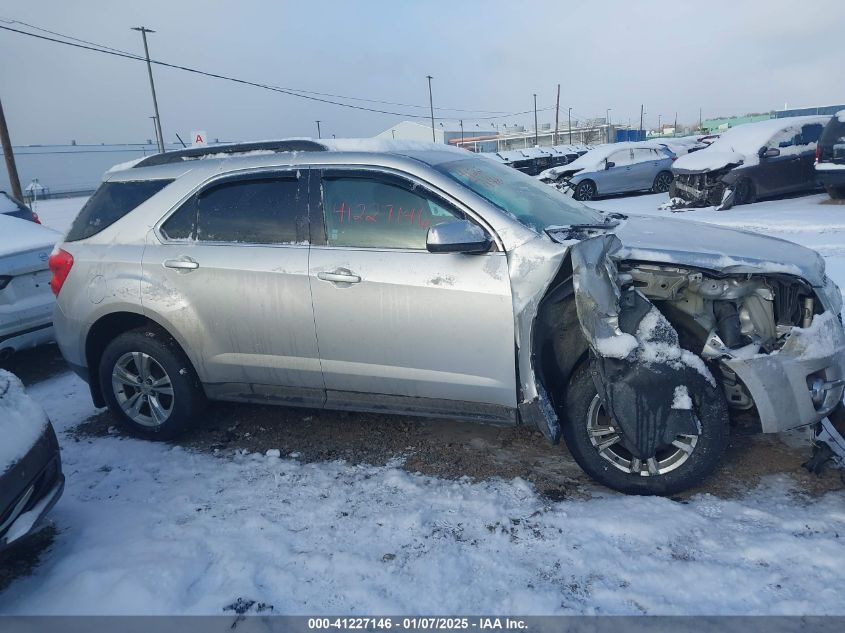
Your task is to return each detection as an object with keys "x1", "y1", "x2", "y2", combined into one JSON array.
[
  {"x1": 786, "y1": 311, "x2": 843, "y2": 360},
  {"x1": 0, "y1": 370, "x2": 49, "y2": 473},
  {"x1": 671, "y1": 385, "x2": 693, "y2": 410},
  {"x1": 105, "y1": 155, "x2": 146, "y2": 174},
  {"x1": 594, "y1": 333, "x2": 639, "y2": 359},
  {"x1": 838, "y1": 110, "x2": 845, "y2": 124}
]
